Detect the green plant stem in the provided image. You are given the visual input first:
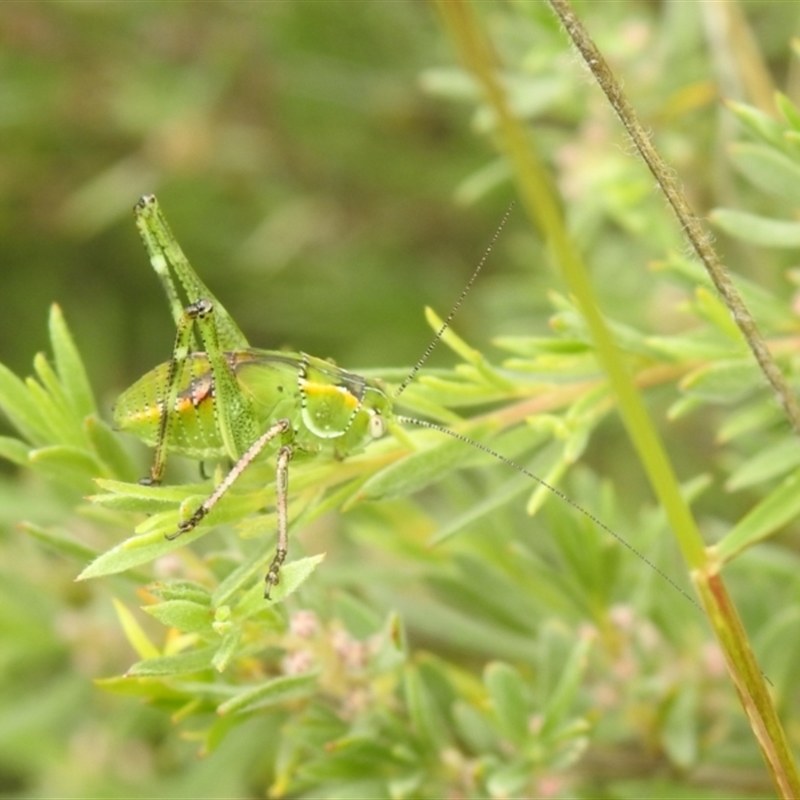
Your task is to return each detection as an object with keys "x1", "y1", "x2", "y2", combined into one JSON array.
[
  {"x1": 434, "y1": 0, "x2": 800, "y2": 794},
  {"x1": 435, "y1": 0, "x2": 705, "y2": 569},
  {"x1": 547, "y1": 0, "x2": 800, "y2": 438},
  {"x1": 694, "y1": 568, "x2": 800, "y2": 797}
]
